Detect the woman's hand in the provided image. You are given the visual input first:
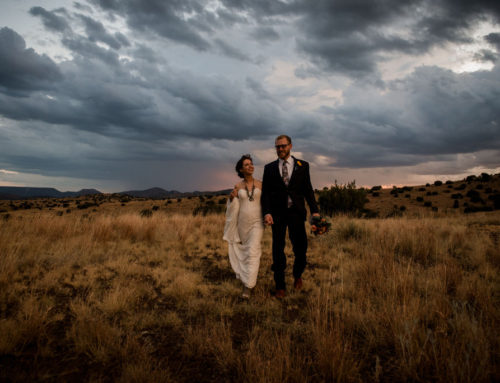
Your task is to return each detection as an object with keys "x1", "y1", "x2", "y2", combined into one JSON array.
[{"x1": 229, "y1": 185, "x2": 239, "y2": 201}]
